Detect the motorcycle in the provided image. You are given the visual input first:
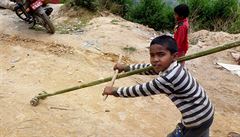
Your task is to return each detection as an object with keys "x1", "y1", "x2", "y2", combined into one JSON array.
[{"x1": 13, "y1": 0, "x2": 55, "y2": 34}]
